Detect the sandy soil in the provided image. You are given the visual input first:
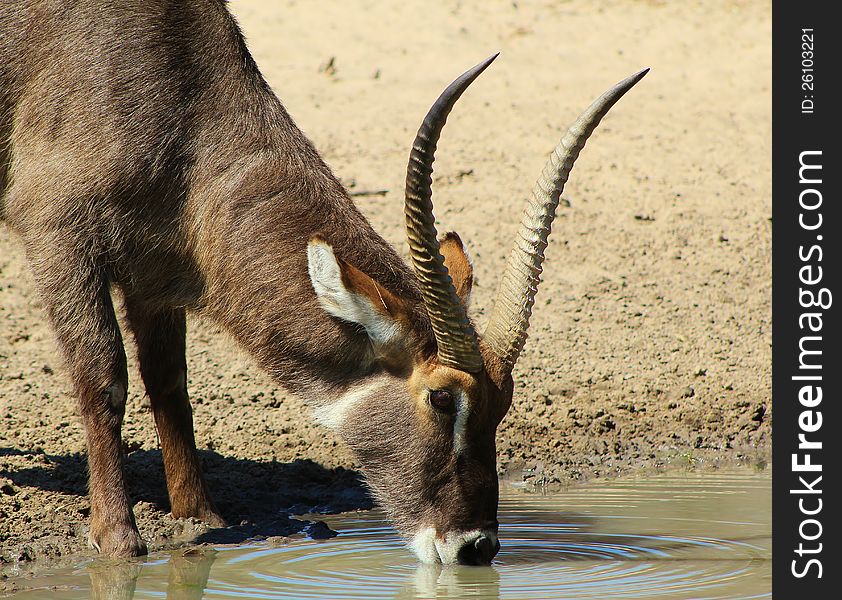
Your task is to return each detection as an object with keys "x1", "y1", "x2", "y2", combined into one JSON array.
[{"x1": 1, "y1": 0, "x2": 771, "y2": 577}]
